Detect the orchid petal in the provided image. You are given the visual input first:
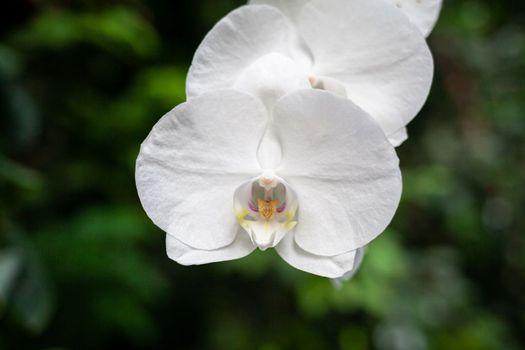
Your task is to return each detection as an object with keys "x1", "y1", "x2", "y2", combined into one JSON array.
[
  {"x1": 388, "y1": 127, "x2": 409, "y2": 147},
  {"x1": 248, "y1": 0, "x2": 308, "y2": 24},
  {"x1": 234, "y1": 53, "x2": 310, "y2": 111},
  {"x1": 298, "y1": 0, "x2": 434, "y2": 138},
  {"x1": 274, "y1": 90, "x2": 402, "y2": 256},
  {"x1": 390, "y1": 0, "x2": 443, "y2": 37},
  {"x1": 332, "y1": 247, "x2": 366, "y2": 287},
  {"x1": 187, "y1": 5, "x2": 310, "y2": 98},
  {"x1": 234, "y1": 54, "x2": 310, "y2": 169},
  {"x1": 249, "y1": 0, "x2": 442, "y2": 38},
  {"x1": 136, "y1": 90, "x2": 266, "y2": 250},
  {"x1": 276, "y1": 234, "x2": 358, "y2": 278},
  {"x1": 257, "y1": 127, "x2": 283, "y2": 170},
  {"x1": 166, "y1": 231, "x2": 256, "y2": 266}
]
